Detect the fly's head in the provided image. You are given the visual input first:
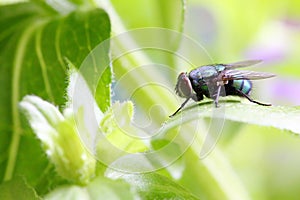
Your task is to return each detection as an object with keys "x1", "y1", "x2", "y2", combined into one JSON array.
[{"x1": 175, "y1": 72, "x2": 193, "y2": 98}]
